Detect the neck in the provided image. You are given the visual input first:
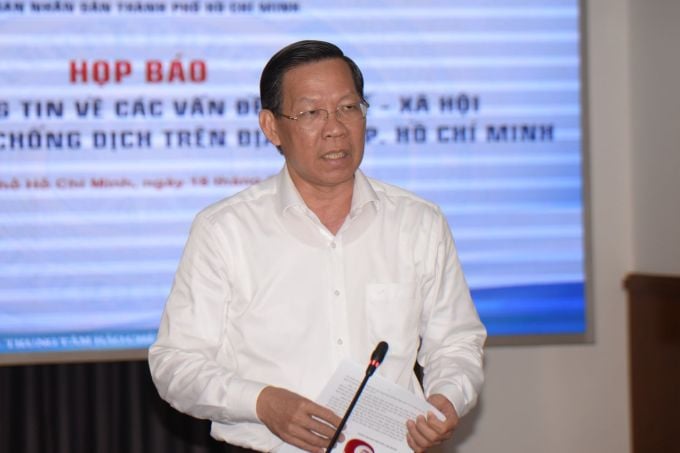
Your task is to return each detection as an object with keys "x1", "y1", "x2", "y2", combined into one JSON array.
[{"x1": 291, "y1": 175, "x2": 354, "y2": 235}]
